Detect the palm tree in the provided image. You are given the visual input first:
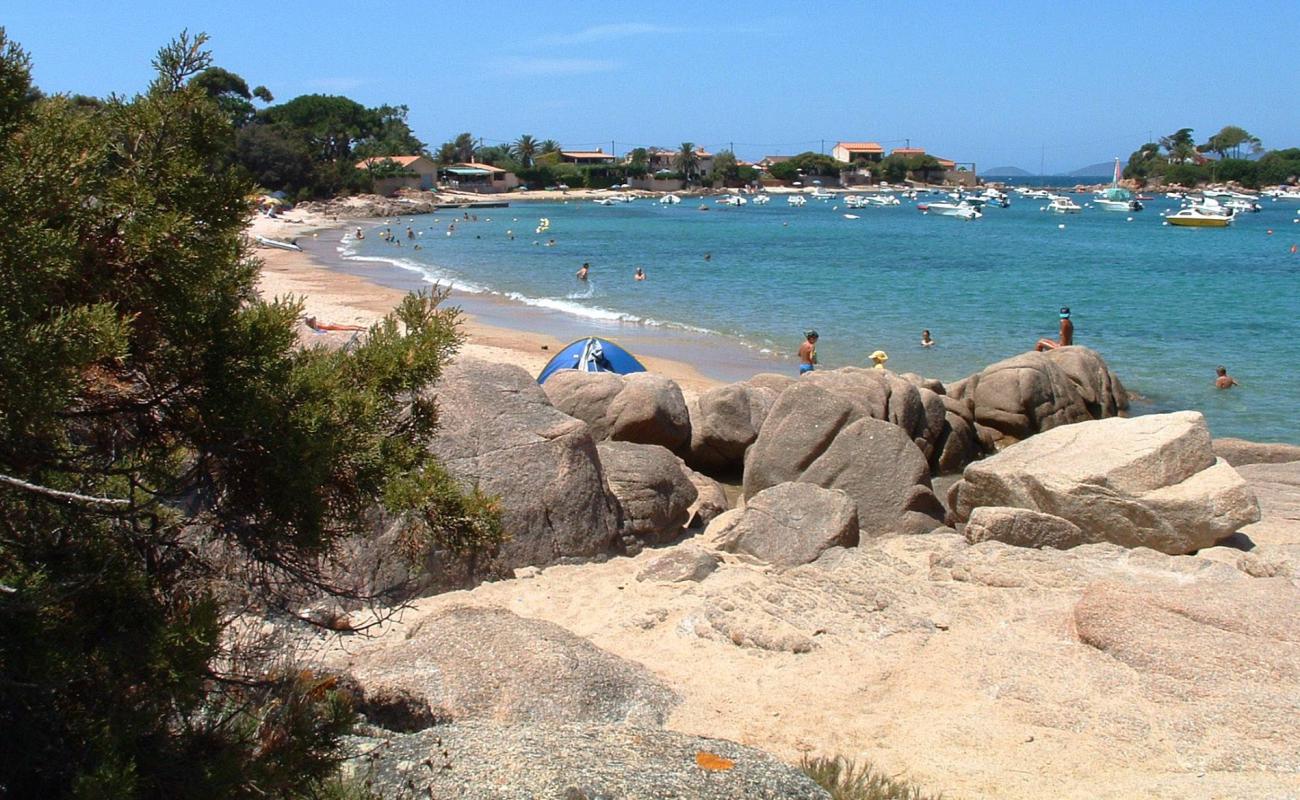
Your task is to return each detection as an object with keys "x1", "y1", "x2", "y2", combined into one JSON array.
[
  {"x1": 513, "y1": 134, "x2": 538, "y2": 167},
  {"x1": 539, "y1": 139, "x2": 561, "y2": 156},
  {"x1": 436, "y1": 141, "x2": 458, "y2": 165},
  {"x1": 675, "y1": 142, "x2": 700, "y2": 185},
  {"x1": 453, "y1": 132, "x2": 475, "y2": 163}
]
